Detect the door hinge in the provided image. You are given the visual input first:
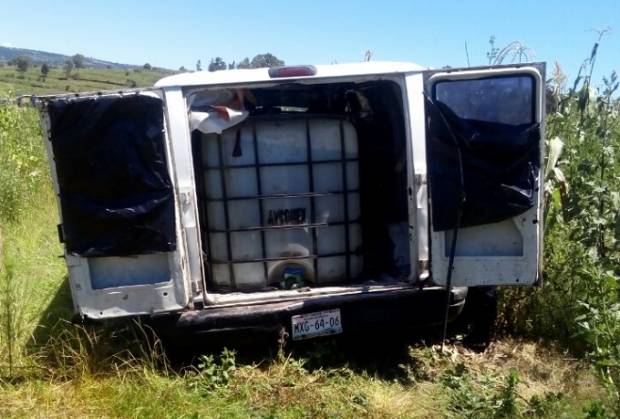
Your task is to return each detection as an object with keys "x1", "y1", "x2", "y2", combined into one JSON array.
[
  {"x1": 417, "y1": 259, "x2": 430, "y2": 281},
  {"x1": 414, "y1": 173, "x2": 427, "y2": 187}
]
